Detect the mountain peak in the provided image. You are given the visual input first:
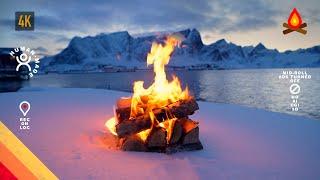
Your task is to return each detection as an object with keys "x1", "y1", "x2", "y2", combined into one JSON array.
[
  {"x1": 177, "y1": 29, "x2": 191, "y2": 38},
  {"x1": 97, "y1": 31, "x2": 132, "y2": 39},
  {"x1": 188, "y1": 28, "x2": 201, "y2": 38},
  {"x1": 109, "y1": 31, "x2": 130, "y2": 36},
  {"x1": 248, "y1": 42, "x2": 279, "y2": 57},
  {"x1": 215, "y1": 39, "x2": 228, "y2": 45},
  {"x1": 185, "y1": 28, "x2": 203, "y2": 48},
  {"x1": 255, "y1": 43, "x2": 266, "y2": 50},
  {"x1": 69, "y1": 36, "x2": 82, "y2": 44}
]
